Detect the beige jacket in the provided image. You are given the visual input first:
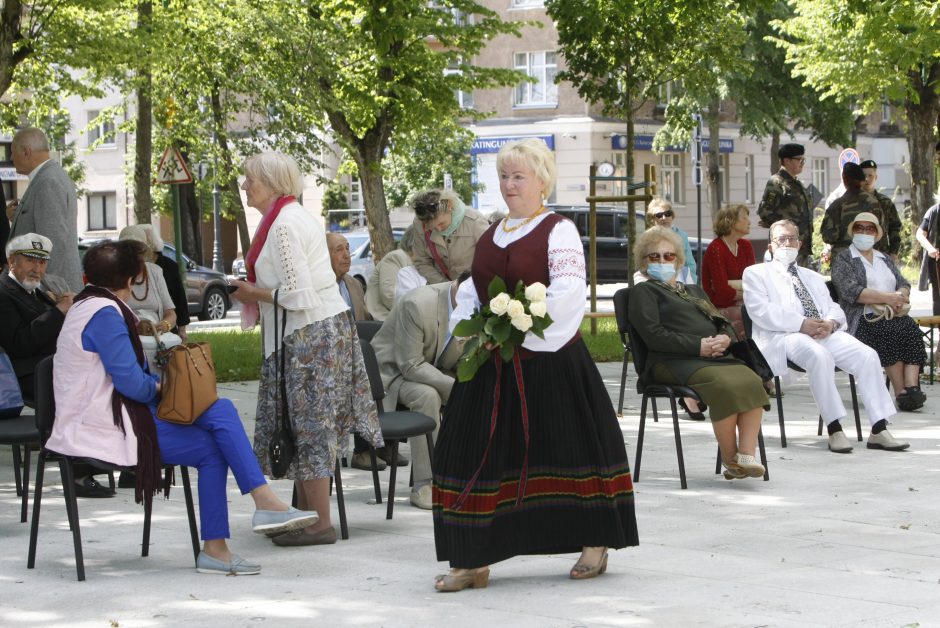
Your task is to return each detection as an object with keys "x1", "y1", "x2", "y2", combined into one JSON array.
[
  {"x1": 339, "y1": 273, "x2": 371, "y2": 321},
  {"x1": 411, "y1": 208, "x2": 488, "y2": 283},
  {"x1": 370, "y1": 282, "x2": 459, "y2": 409},
  {"x1": 365, "y1": 249, "x2": 412, "y2": 321}
]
